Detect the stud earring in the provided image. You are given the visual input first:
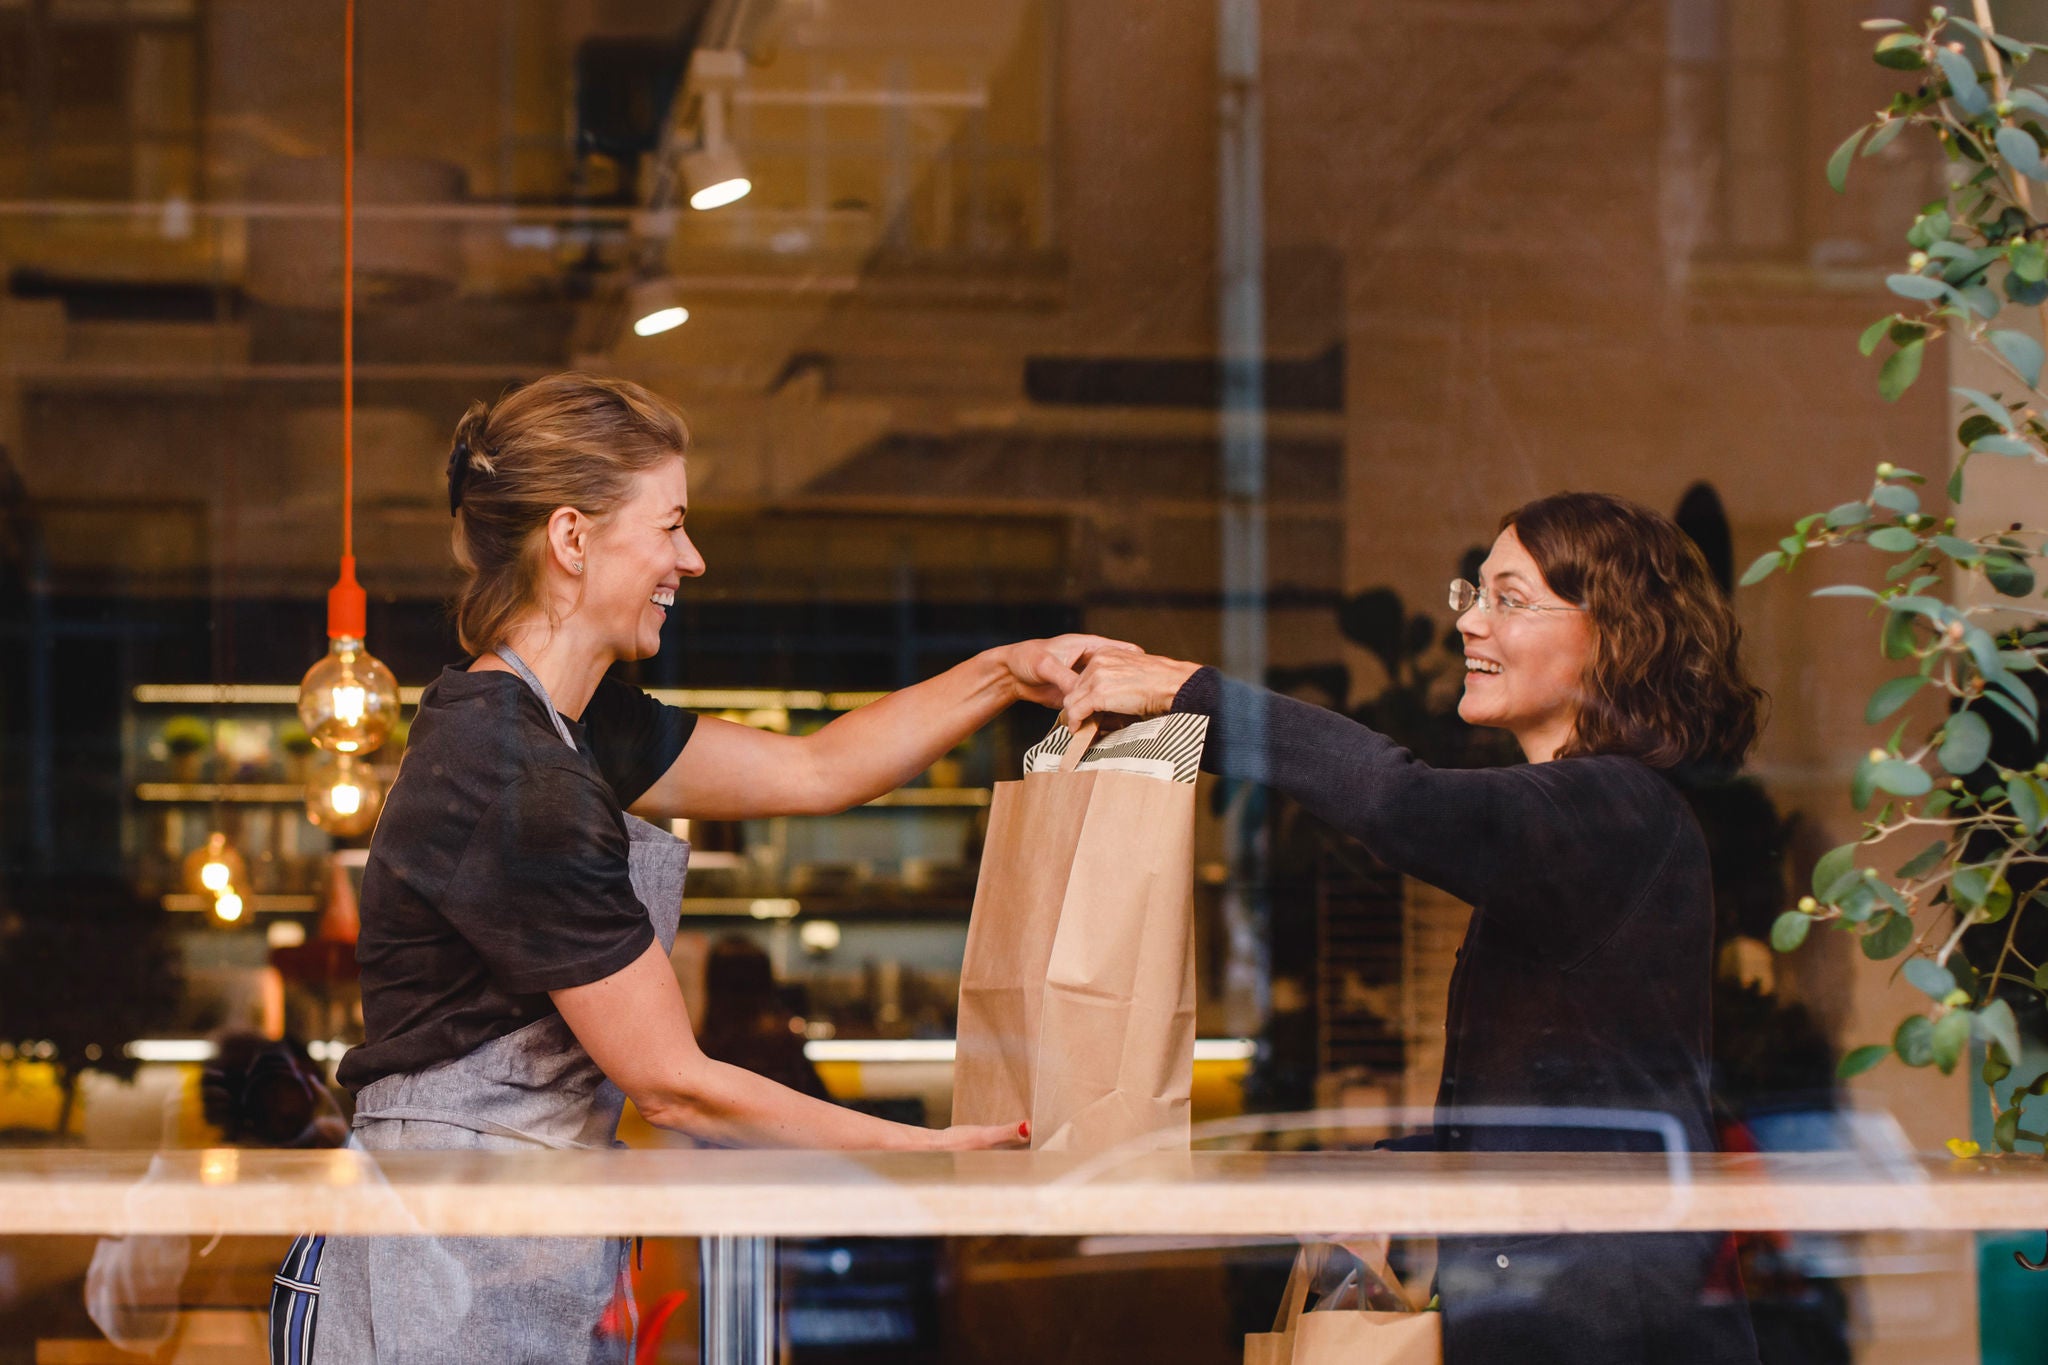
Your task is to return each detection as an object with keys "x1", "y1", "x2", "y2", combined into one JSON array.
[{"x1": 572, "y1": 562, "x2": 584, "y2": 574}]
